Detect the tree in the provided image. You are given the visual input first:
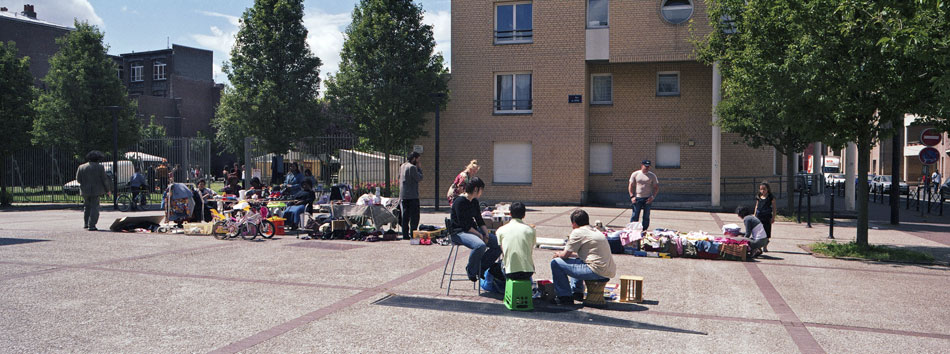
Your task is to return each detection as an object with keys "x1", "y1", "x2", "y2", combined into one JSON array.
[
  {"x1": 212, "y1": 0, "x2": 323, "y2": 157},
  {"x1": 694, "y1": 0, "x2": 830, "y2": 214},
  {"x1": 0, "y1": 41, "x2": 36, "y2": 206},
  {"x1": 325, "y1": 0, "x2": 449, "y2": 195},
  {"x1": 141, "y1": 115, "x2": 167, "y2": 139},
  {"x1": 32, "y1": 21, "x2": 138, "y2": 158}
]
